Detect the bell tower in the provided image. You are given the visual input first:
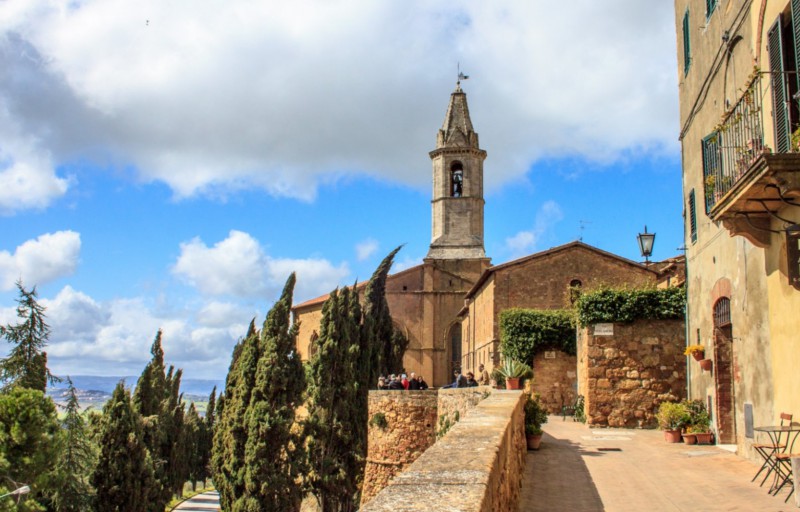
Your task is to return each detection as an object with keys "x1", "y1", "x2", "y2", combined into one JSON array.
[{"x1": 426, "y1": 83, "x2": 487, "y2": 260}]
